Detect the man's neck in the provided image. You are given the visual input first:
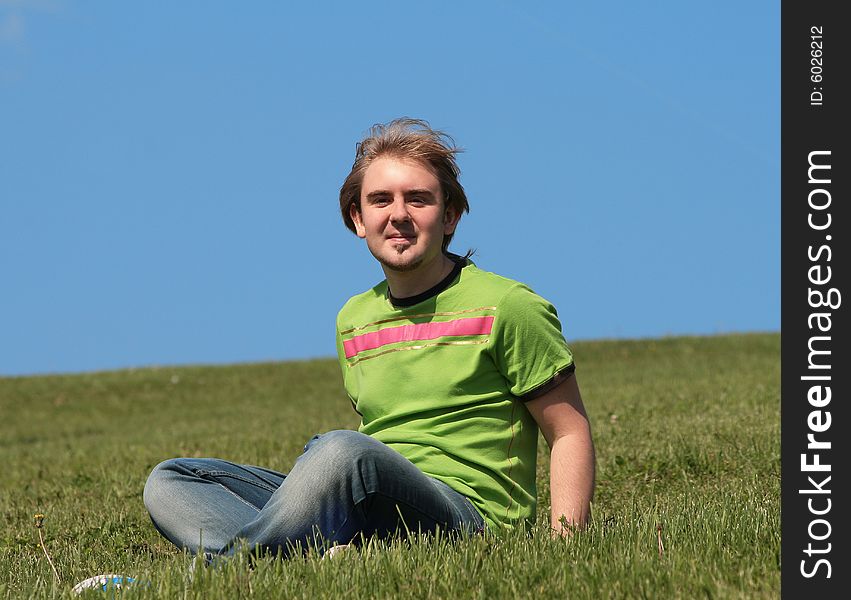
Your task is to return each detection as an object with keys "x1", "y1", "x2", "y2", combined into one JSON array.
[{"x1": 383, "y1": 253, "x2": 456, "y2": 300}]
